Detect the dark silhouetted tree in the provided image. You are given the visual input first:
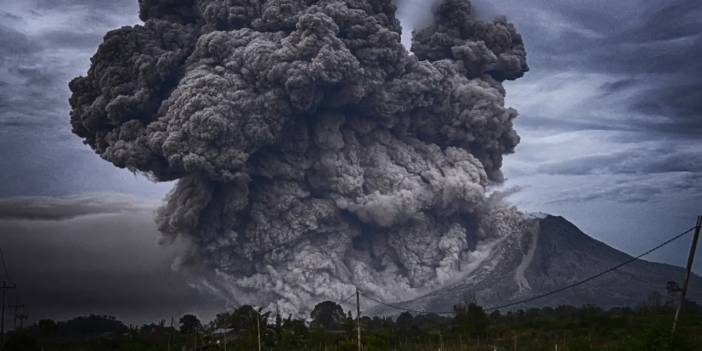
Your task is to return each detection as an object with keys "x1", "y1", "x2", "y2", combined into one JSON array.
[
  {"x1": 310, "y1": 301, "x2": 346, "y2": 329},
  {"x1": 37, "y1": 319, "x2": 57, "y2": 335},
  {"x1": 214, "y1": 305, "x2": 260, "y2": 331},
  {"x1": 179, "y1": 314, "x2": 202, "y2": 334},
  {"x1": 396, "y1": 312, "x2": 414, "y2": 331},
  {"x1": 453, "y1": 303, "x2": 488, "y2": 337},
  {"x1": 60, "y1": 315, "x2": 127, "y2": 335}
]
